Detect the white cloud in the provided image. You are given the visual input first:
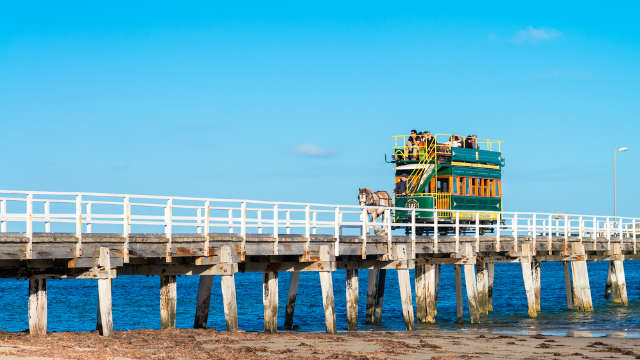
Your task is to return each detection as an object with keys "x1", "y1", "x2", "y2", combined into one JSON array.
[
  {"x1": 293, "y1": 143, "x2": 335, "y2": 157},
  {"x1": 512, "y1": 26, "x2": 561, "y2": 43}
]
